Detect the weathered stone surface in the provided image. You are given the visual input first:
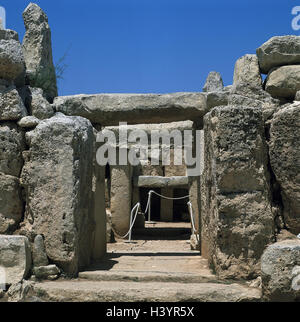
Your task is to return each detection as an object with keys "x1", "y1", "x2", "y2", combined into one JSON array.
[
  {"x1": 295, "y1": 91, "x2": 300, "y2": 101},
  {"x1": 7, "y1": 280, "x2": 35, "y2": 302},
  {"x1": 54, "y1": 93, "x2": 207, "y2": 126},
  {"x1": 0, "y1": 86, "x2": 27, "y2": 121},
  {"x1": 33, "y1": 265, "x2": 60, "y2": 280},
  {"x1": 269, "y1": 102, "x2": 300, "y2": 234},
  {"x1": 22, "y1": 3, "x2": 57, "y2": 102},
  {"x1": 229, "y1": 84, "x2": 280, "y2": 121},
  {"x1": 0, "y1": 39, "x2": 25, "y2": 82},
  {"x1": 32, "y1": 235, "x2": 48, "y2": 267},
  {"x1": 206, "y1": 90, "x2": 229, "y2": 110},
  {"x1": 110, "y1": 164, "x2": 132, "y2": 237},
  {"x1": 0, "y1": 235, "x2": 31, "y2": 285},
  {"x1": 20, "y1": 113, "x2": 95, "y2": 276},
  {"x1": 17, "y1": 116, "x2": 40, "y2": 129},
  {"x1": 106, "y1": 210, "x2": 115, "y2": 243},
  {"x1": 23, "y1": 280, "x2": 261, "y2": 302},
  {"x1": 233, "y1": 54, "x2": 262, "y2": 89},
  {"x1": 257, "y1": 35, "x2": 300, "y2": 74},
  {"x1": 265, "y1": 65, "x2": 300, "y2": 99},
  {"x1": 28, "y1": 87, "x2": 55, "y2": 119},
  {"x1": 261, "y1": 240, "x2": 300, "y2": 301},
  {"x1": 203, "y1": 71, "x2": 224, "y2": 92},
  {"x1": 160, "y1": 188, "x2": 173, "y2": 222},
  {"x1": 164, "y1": 149, "x2": 186, "y2": 177},
  {"x1": 139, "y1": 161, "x2": 164, "y2": 177},
  {"x1": 0, "y1": 29, "x2": 19, "y2": 41},
  {"x1": 0, "y1": 122, "x2": 25, "y2": 177},
  {"x1": 202, "y1": 105, "x2": 274, "y2": 279},
  {"x1": 136, "y1": 176, "x2": 189, "y2": 188},
  {"x1": 0, "y1": 174, "x2": 23, "y2": 234},
  {"x1": 92, "y1": 129, "x2": 107, "y2": 260}
]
